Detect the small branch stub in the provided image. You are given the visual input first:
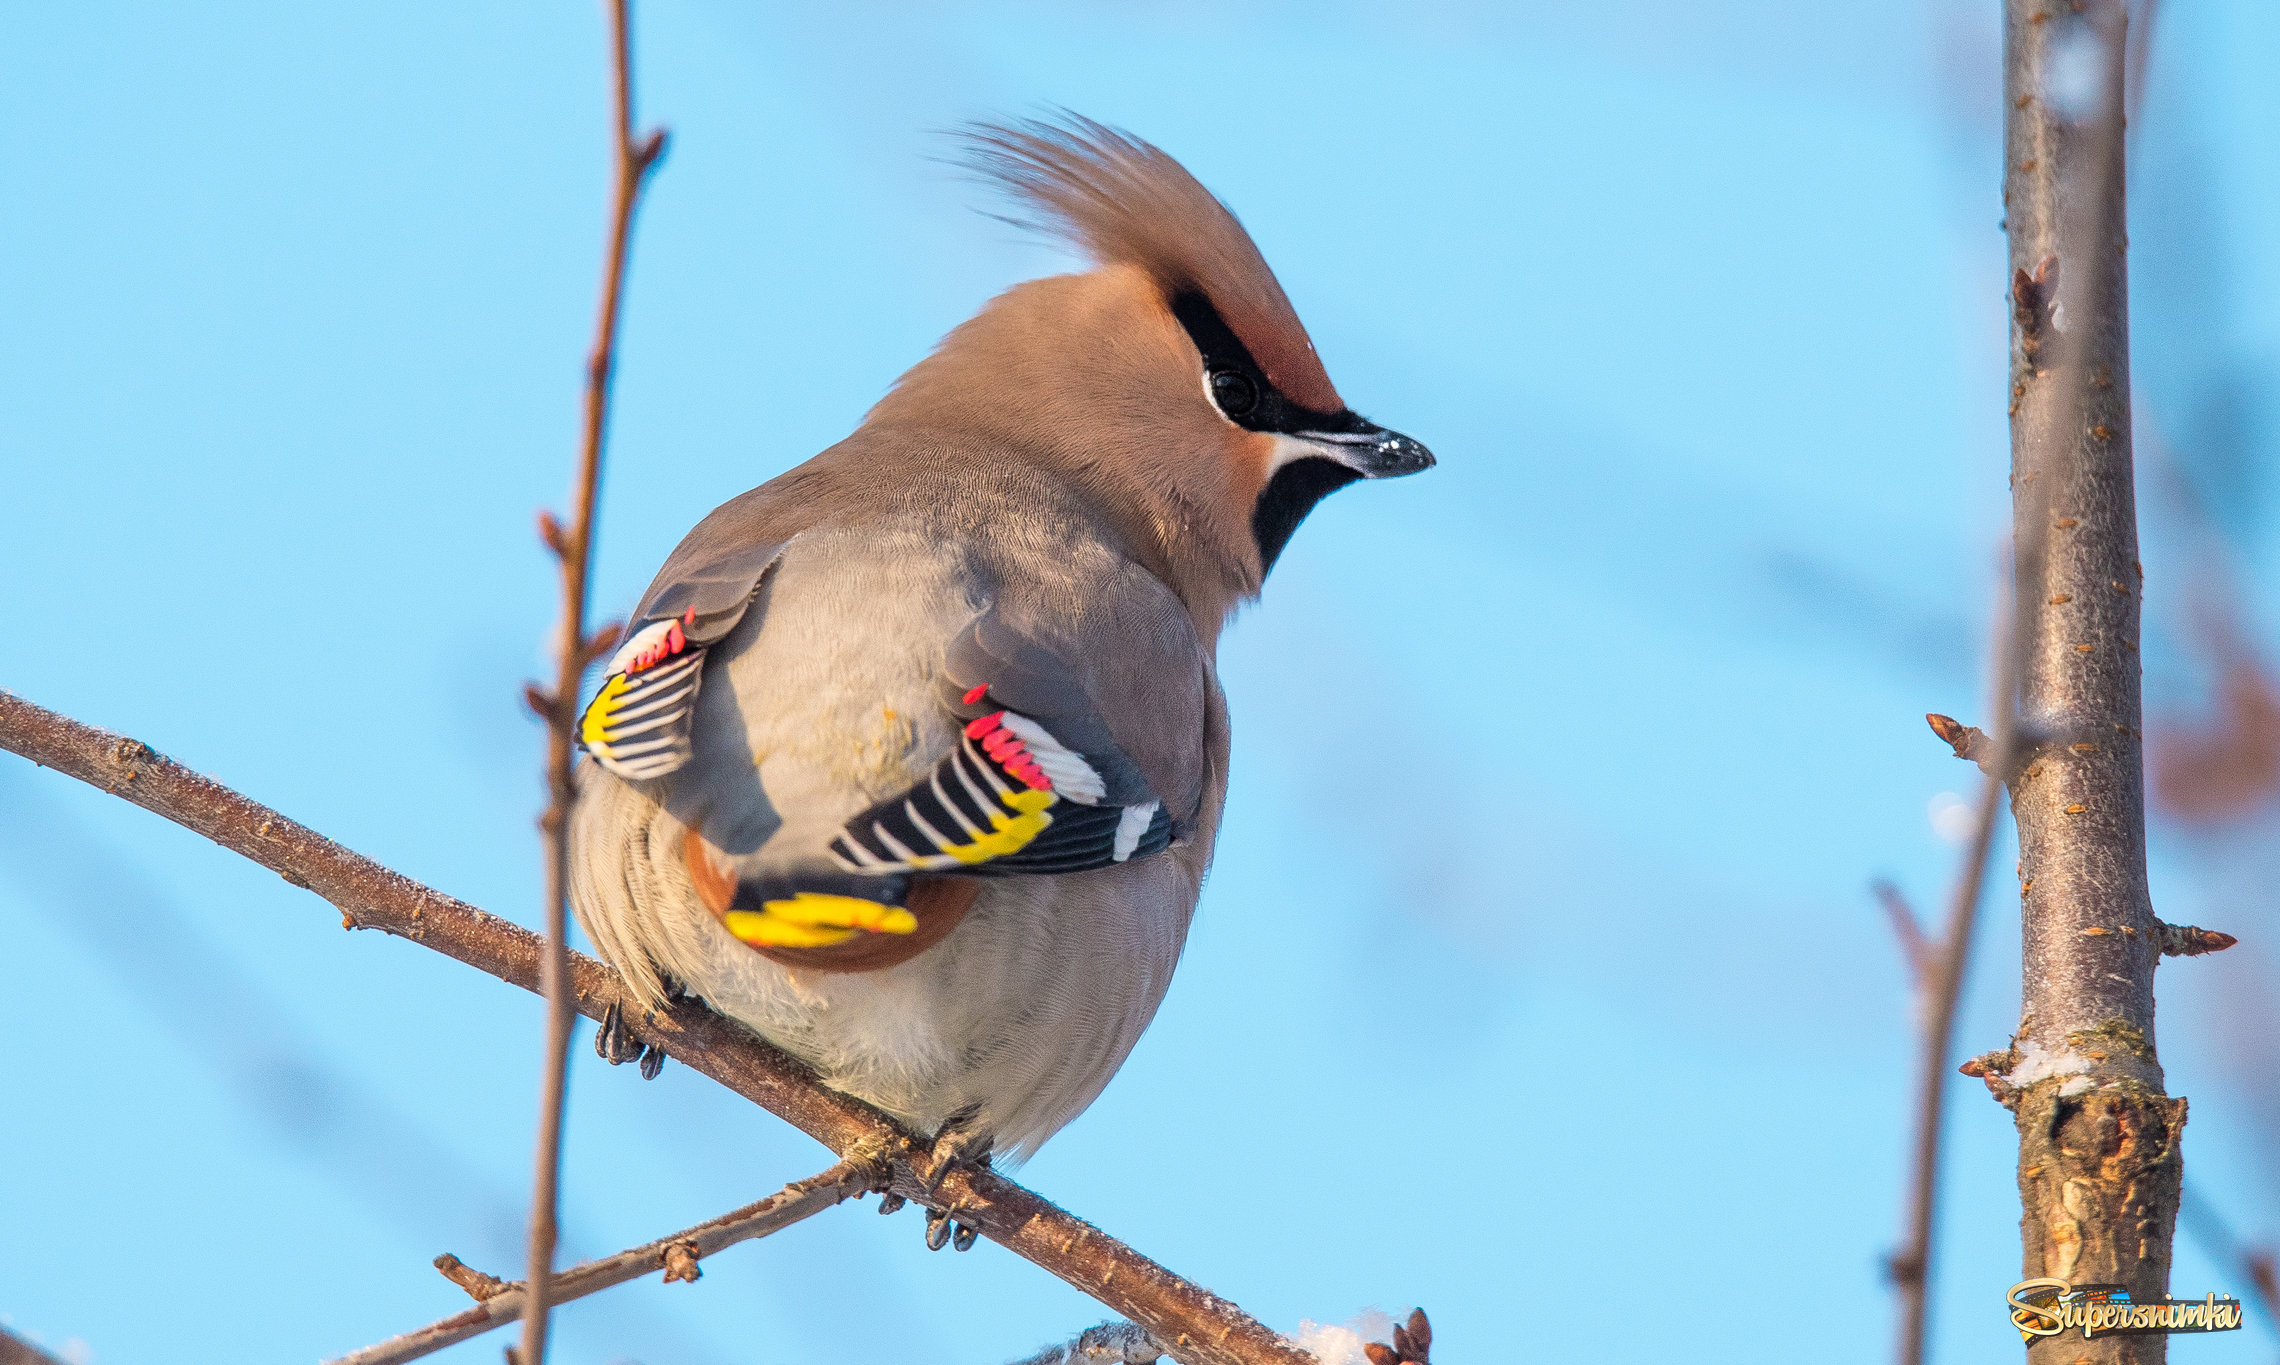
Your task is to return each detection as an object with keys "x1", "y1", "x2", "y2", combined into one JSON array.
[
  {"x1": 1926, "y1": 713, "x2": 1999, "y2": 773},
  {"x1": 660, "y1": 1240, "x2": 702, "y2": 1284},
  {"x1": 433, "y1": 1253, "x2": 514, "y2": 1303},
  {"x1": 2012, "y1": 255, "x2": 2060, "y2": 368},
  {"x1": 1959, "y1": 1049, "x2": 2023, "y2": 1111},
  {"x1": 2153, "y1": 922, "x2": 2237, "y2": 958}
]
